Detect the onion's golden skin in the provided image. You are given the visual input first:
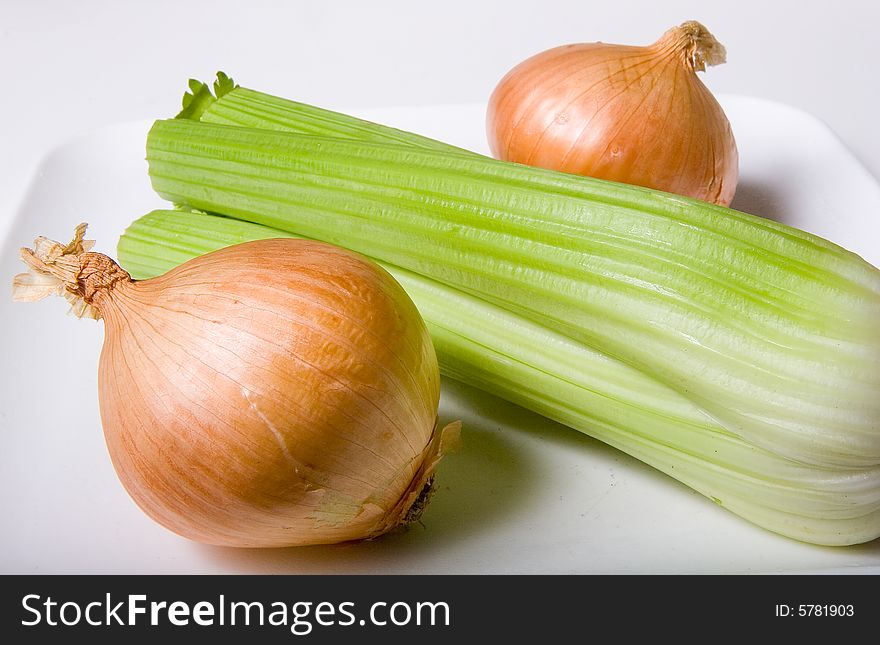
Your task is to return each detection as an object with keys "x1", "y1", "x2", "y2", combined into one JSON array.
[
  {"x1": 93, "y1": 239, "x2": 442, "y2": 547},
  {"x1": 487, "y1": 24, "x2": 739, "y2": 206}
]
